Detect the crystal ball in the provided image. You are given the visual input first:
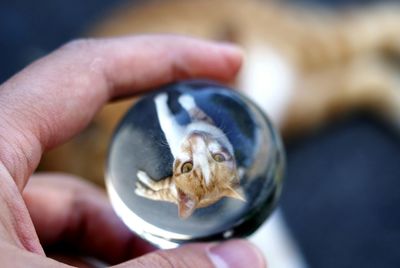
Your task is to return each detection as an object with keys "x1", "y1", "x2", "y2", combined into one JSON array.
[{"x1": 106, "y1": 80, "x2": 284, "y2": 248}]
